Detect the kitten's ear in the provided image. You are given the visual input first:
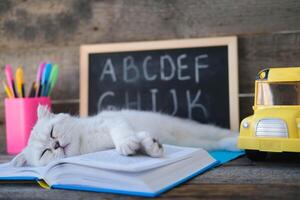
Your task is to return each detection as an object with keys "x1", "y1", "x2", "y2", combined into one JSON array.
[
  {"x1": 37, "y1": 105, "x2": 53, "y2": 119},
  {"x1": 11, "y1": 152, "x2": 27, "y2": 167}
]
